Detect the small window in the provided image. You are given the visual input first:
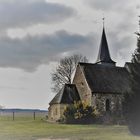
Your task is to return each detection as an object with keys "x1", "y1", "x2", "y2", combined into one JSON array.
[{"x1": 106, "y1": 99, "x2": 110, "y2": 112}]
